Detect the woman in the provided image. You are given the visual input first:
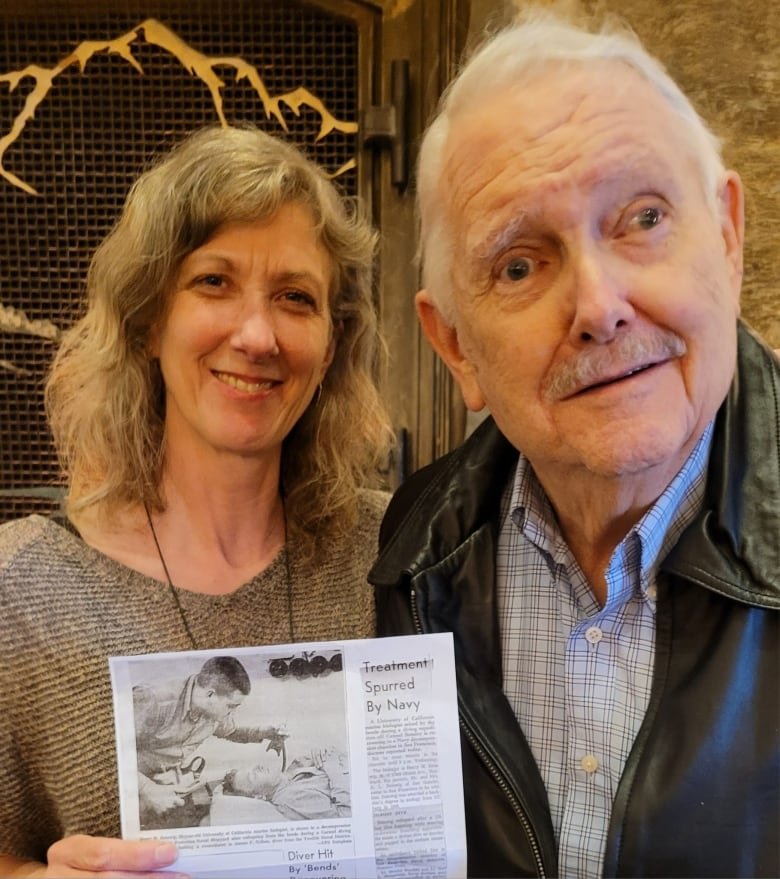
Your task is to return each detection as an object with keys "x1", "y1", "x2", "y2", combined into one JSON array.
[{"x1": 0, "y1": 125, "x2": 392, "y2": 876}]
